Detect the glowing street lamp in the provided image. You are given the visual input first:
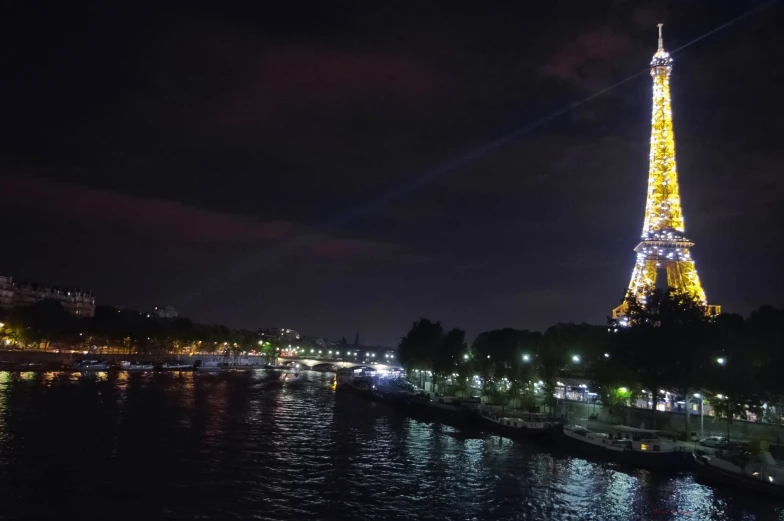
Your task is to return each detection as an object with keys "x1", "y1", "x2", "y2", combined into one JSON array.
[
  {"x1": 463, "y1": 354, "x2": 469, "y2": 360},
  {"x1": 522, "y1": 354, "x2": 531, "y2": 363},
  {"x1": 572, "y1": 355, "x2": 581, "y2": 363},
  {"x1": 604, "y1": 353, "x2": 610, "y2": 358},
  {"x1": 716, "y1": 357, "x2": 726, "y2": 366}
]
